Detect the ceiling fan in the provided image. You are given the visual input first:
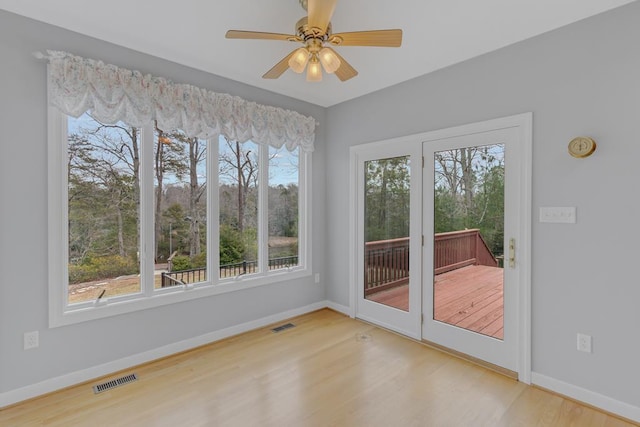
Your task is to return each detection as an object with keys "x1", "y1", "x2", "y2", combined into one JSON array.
[{"x1": 225, "y1": 0, "x2": 402, "y2": 82}]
